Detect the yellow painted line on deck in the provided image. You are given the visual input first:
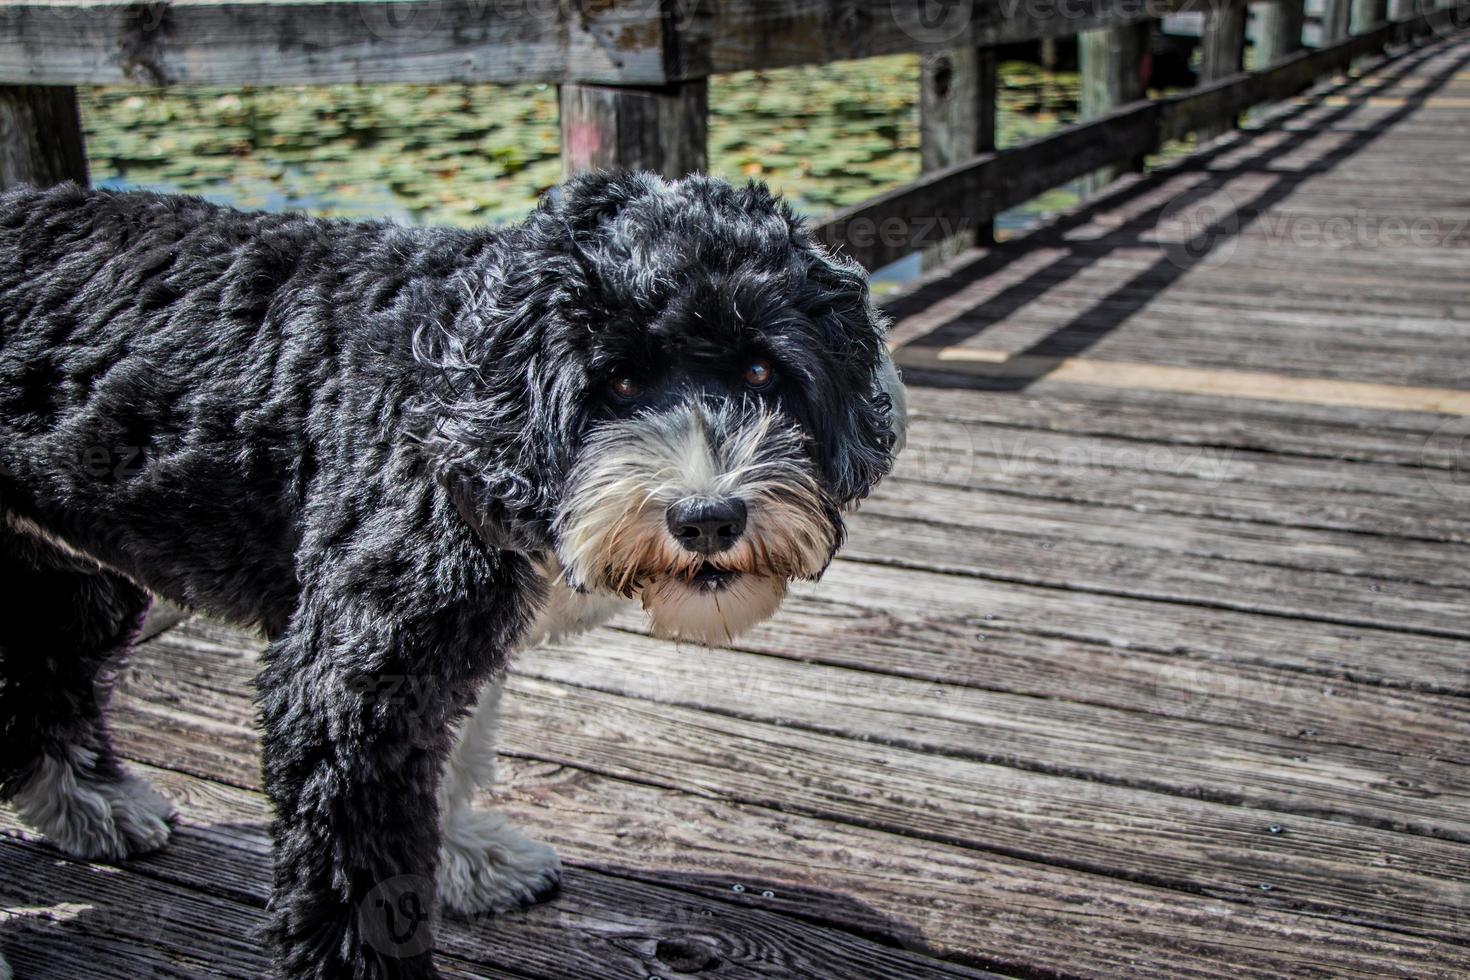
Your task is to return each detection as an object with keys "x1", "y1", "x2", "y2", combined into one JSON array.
[{"x1": 896, "y1": 345, "x2": 1470, "y2": 415}]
